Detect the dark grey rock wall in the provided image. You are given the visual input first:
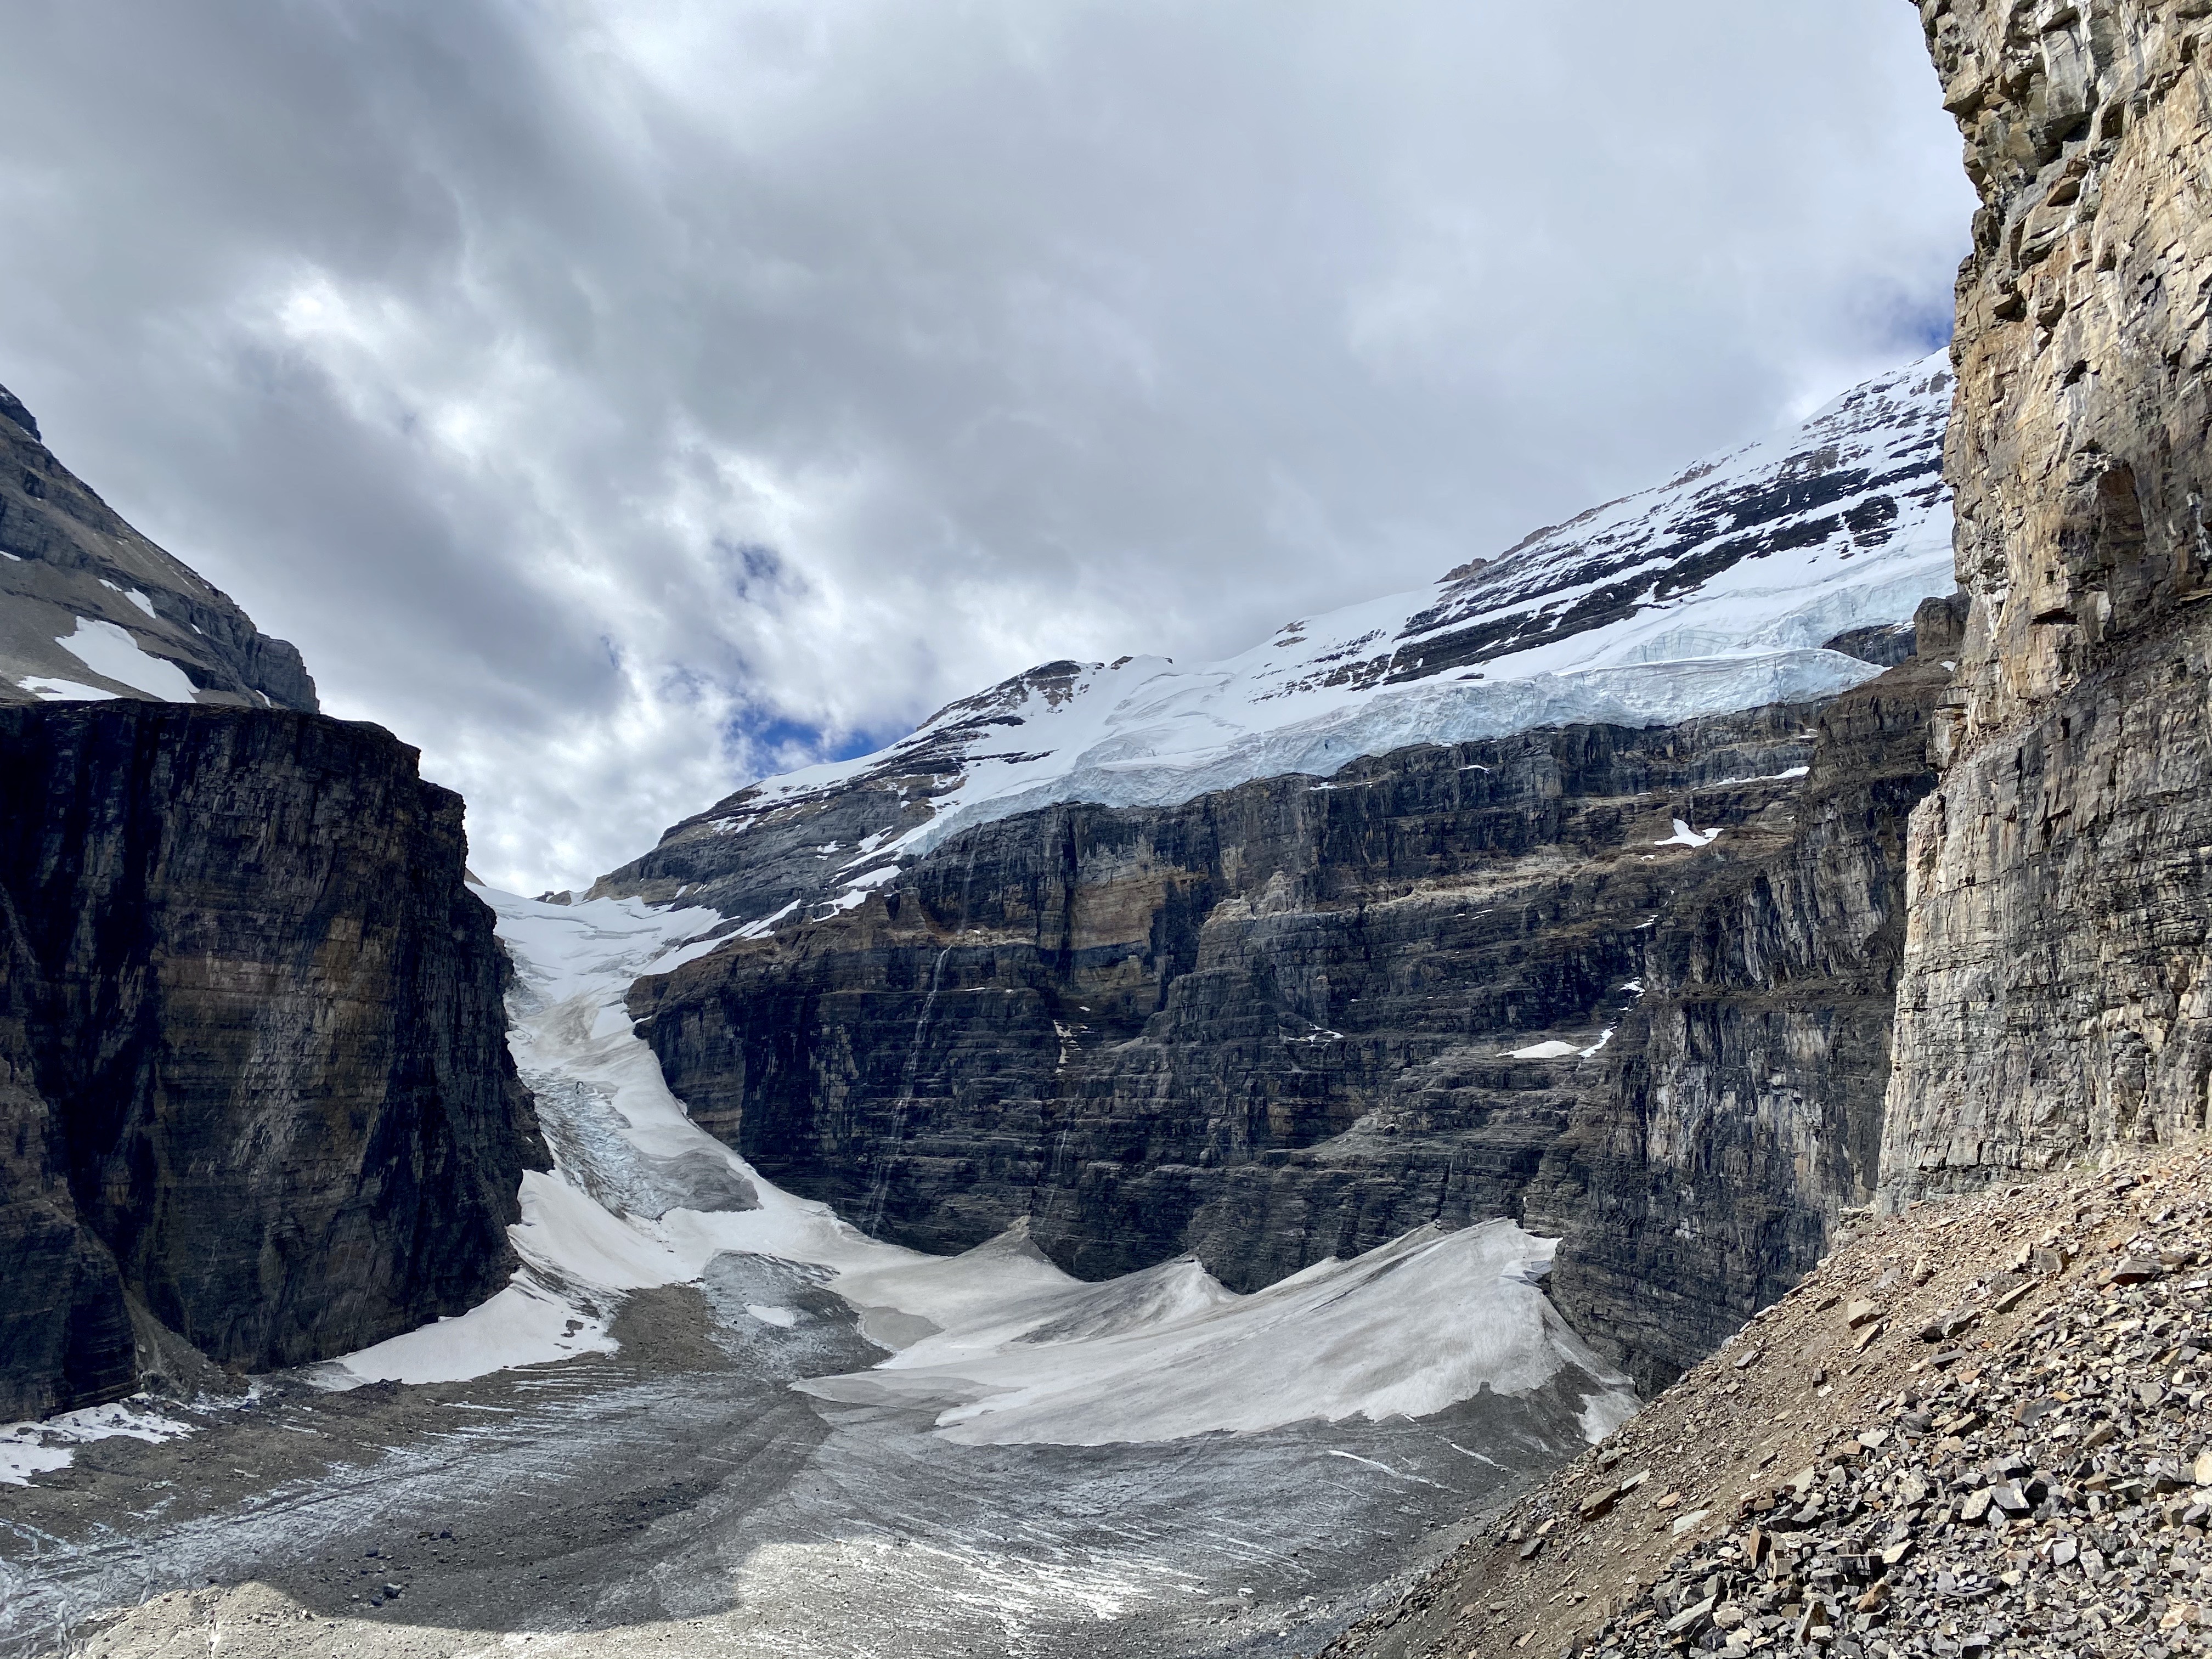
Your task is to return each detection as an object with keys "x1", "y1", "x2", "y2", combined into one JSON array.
[
  {"x1": 0, "y1": 703, "x2": 546, "y2": 1420},
  {"x1": 629, "y1": 634, "x2": 1948, "y2": 1384},
  {"x1": 1538, "y1": 632, "x2": 1950, "y2": 1389}
]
